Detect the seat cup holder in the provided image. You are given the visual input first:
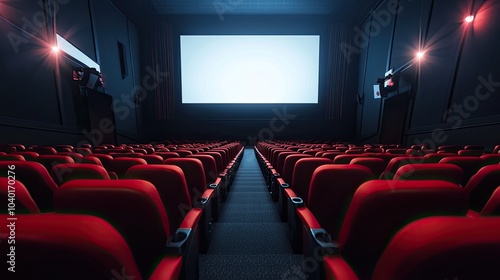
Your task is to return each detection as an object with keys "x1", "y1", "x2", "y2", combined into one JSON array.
[
  {"x1": 291, "y1": 197, "x2": 303, "y2": 204},
  {"x1": 198, "y1": 197, "x2": 209, "y2": 204},
  {"x1": 314, "y1": 231, "x2": 330, "y2": 243},
  {"x1": 171, "y1": 231, "x2": 188, "y2": 243}
]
